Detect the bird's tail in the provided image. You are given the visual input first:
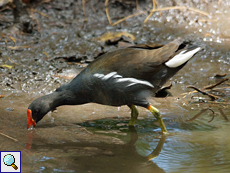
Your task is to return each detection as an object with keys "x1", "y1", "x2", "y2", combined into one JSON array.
[{"x1": 165, "y1": 45, "x2": 203, "y2": 68}]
